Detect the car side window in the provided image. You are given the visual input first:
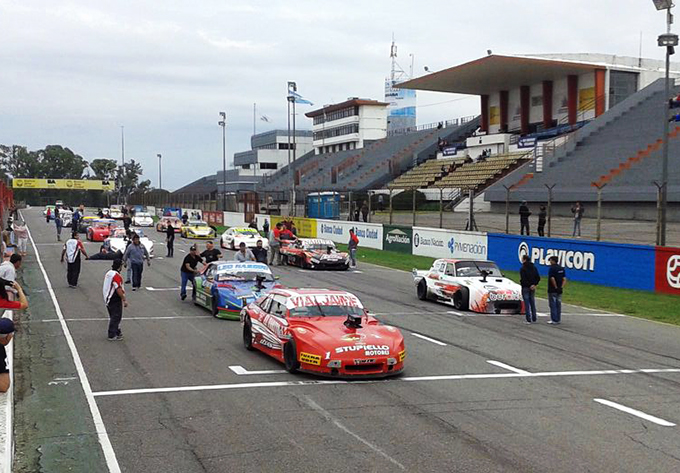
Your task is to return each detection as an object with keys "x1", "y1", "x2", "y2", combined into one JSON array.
[
  {"x1": 445, "y1": 263, "x2": 455, "y2": 276},
  {"x1": 436, "y1": 262, "x2": 445, "y2": 273},
  {"x1": 270, "y1": 295, "x2": 288, "y2": 318},
  {"x1": 257, "y1": 295, "x2": 272, "y2": 312}
]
